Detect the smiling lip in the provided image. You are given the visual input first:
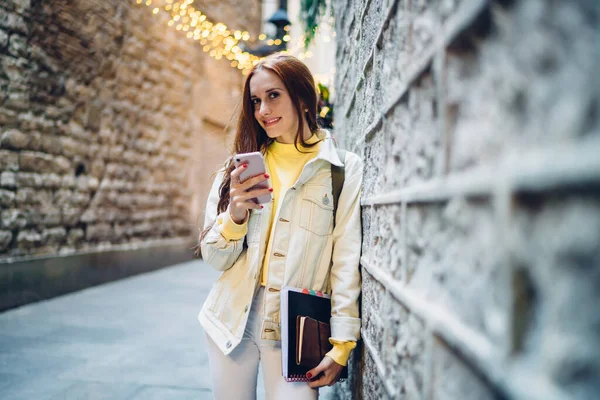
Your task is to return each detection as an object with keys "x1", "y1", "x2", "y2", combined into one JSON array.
[{"x1": 264, "y1": 117, "x2": 281, "y2": 127}]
